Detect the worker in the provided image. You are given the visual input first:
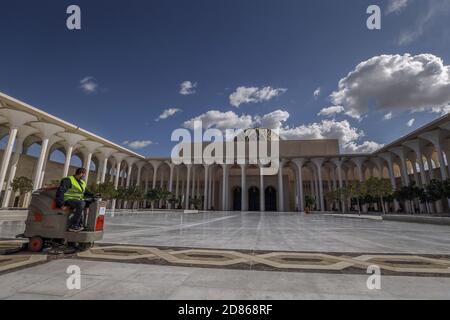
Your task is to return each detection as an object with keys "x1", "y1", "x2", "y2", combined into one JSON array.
[{"x1": 56, "y1": 168, "x2": 95, "y2": 232}]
